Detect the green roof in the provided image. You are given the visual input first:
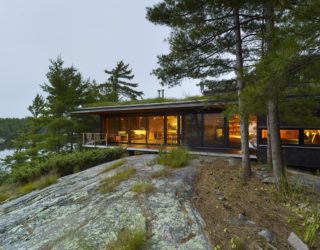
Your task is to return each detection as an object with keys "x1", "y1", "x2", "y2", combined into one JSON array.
[{"x1": 84, "y1": 96, "x2": 207, "y2": 108}]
